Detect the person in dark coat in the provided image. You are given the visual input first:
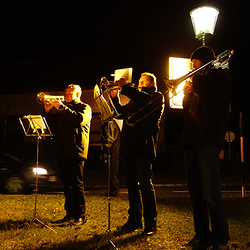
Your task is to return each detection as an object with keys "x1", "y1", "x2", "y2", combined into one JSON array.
[
  {"x1": 182, "y1": 46, "x2": 231, "y2": 250},
  {"x1": 44, "y1": 84, "x2": 92, "y2": 226},
  {"x1": 110, "y1": 72, "x2": 164, "y2": 236}
]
